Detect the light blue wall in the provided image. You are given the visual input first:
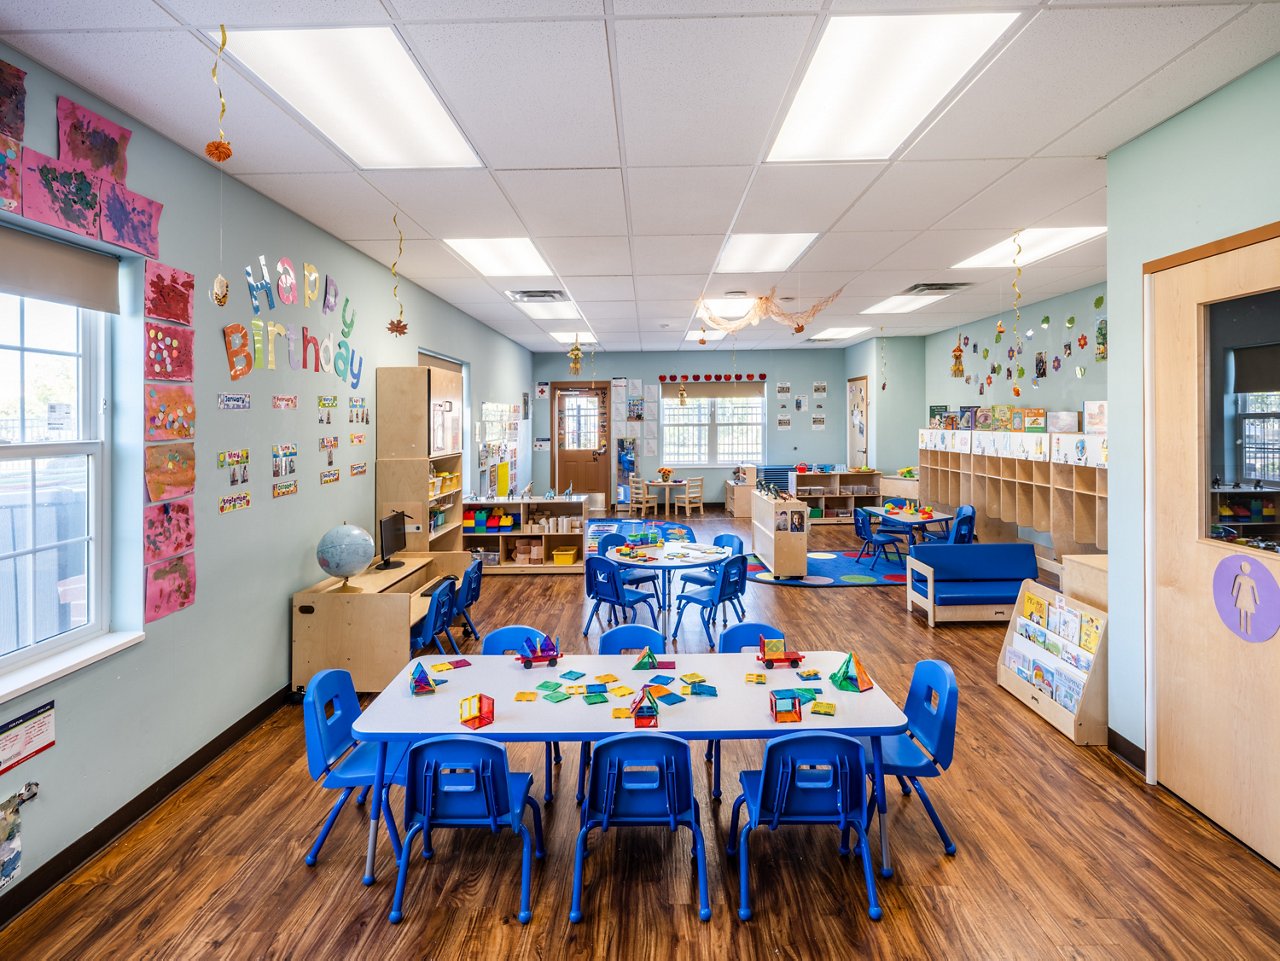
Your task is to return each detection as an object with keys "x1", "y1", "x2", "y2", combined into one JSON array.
[
  {"x1": 529, "y1": 349, "x2": 850, "y2": 498},
  {"x1": 923, "y1": 283, "x2": 1108, "y2": 416},
  {"x1": 1107, "y1": 54, "x2": 1280, "y2": 749},
  {"x1": 0, "y1": 42, "x2": 530, "y2": 888},
  {"x1": 844, "y1": 336, "x2": 926, "y2": 473}
]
